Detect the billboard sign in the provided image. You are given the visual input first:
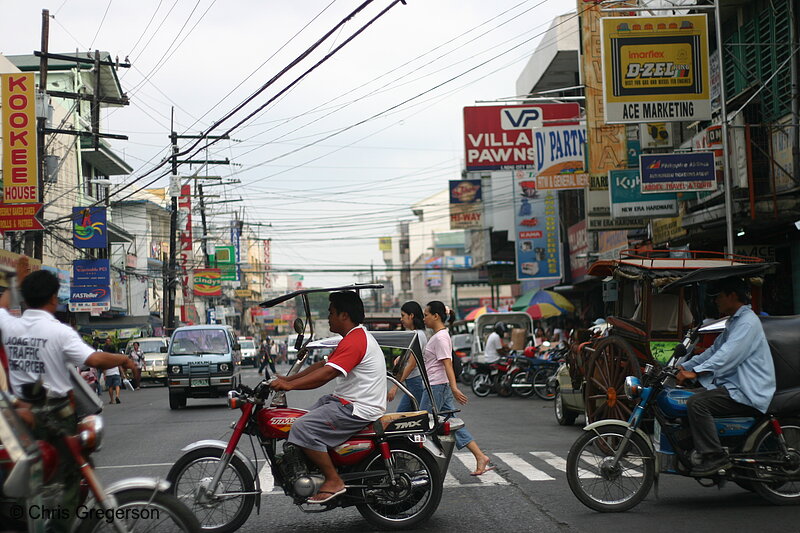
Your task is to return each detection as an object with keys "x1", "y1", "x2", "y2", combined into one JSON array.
[
  {"x1": 2, "y1": 73, "x2": 38, "y2": 203},
  {"x1": 568, "y1": 220, "x2": 589, "y2": 282},
  {"x1": 72, "y1": 207, "x2": 107, "y2": 248},
  {"x1": 586, "y1": 174, "x2": 647, "y2": 231},
  {"x1": 0, "y1": 203, "x2": 43, "y2": 234},
  {"x1": 640, "y1": 152, "x2": 716, "y2": 192},
  {"x1": 70, "y1": 259, "x2": 111, "y2": 312},
  {"x1": 449, "y1": 179, "x2": 483, "y2": 229},
  {"x1": 601, "y1": 14, "x2": 712, "y2": 123},
  {"x1": 463, "y1": 103, "x2": 581, "y2": 171},
  {"x1": 216, "y1": 245, "x2": 237, "y2": 281},
  {"x1": 194, "y1": 268, "x2": 222, "y2": 297},
  {"x1": 514, "y1": 175, "x2": 562, "y2": 282},
  {"x1": 609, "y1": 169, "x2": 678, "y2": 218}
]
